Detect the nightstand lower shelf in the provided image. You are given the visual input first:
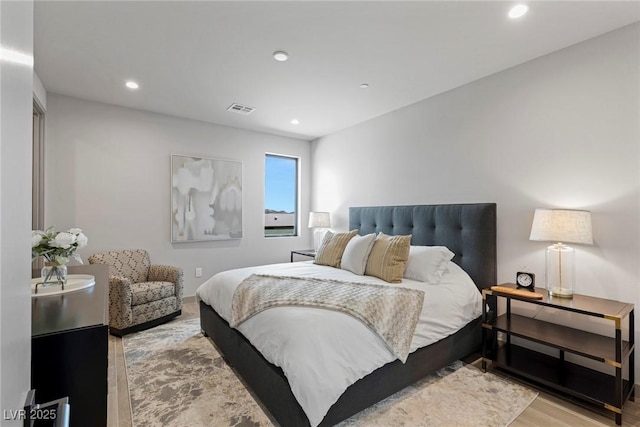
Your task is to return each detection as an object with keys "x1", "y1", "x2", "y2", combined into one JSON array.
[{"x1": 490, "y1": 344, "x2": 633, "y2": 415}]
